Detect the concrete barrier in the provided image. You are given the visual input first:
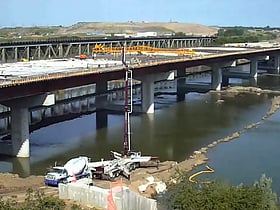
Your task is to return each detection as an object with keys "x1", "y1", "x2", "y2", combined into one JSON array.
[{"x1": 59, "y1": 180, "x2": 157, "y2": 210}]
